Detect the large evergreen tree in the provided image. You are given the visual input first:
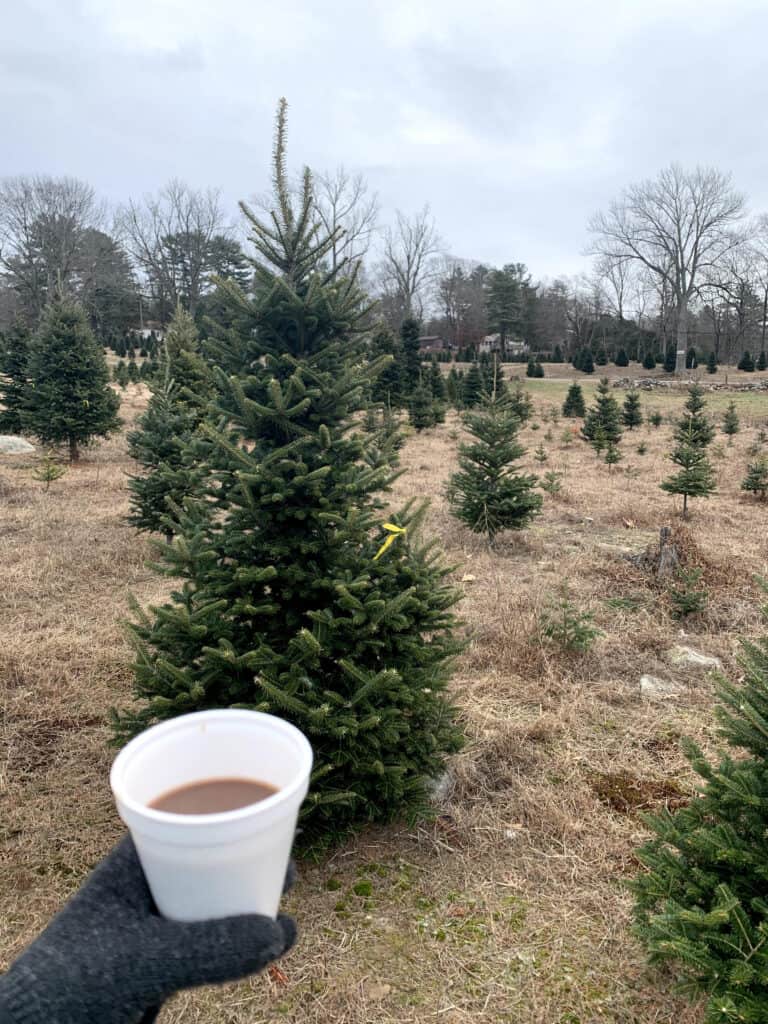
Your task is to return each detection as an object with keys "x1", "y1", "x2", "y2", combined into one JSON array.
[
  {"x1": 113, "y1": 101, "x2": 463, "y2": 847},
  {"x1": 446, "y1": 394, "x2": 541, "y2": 543},
  {"x1": 633, "y1": 622, "x2": 768, "y2": 1021},
  {"x1": 582, "y1": 377, "x2": 622, "y2": 446},
  {"x1": 562, "y1": 382, "x2": 586, "y2": 418},
  {"x1": 0, "y1": 318, "x2": 31, "y2": 434},
  {"x1": 22, "y1": 298, "x2": 120, "y2": 460}
]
